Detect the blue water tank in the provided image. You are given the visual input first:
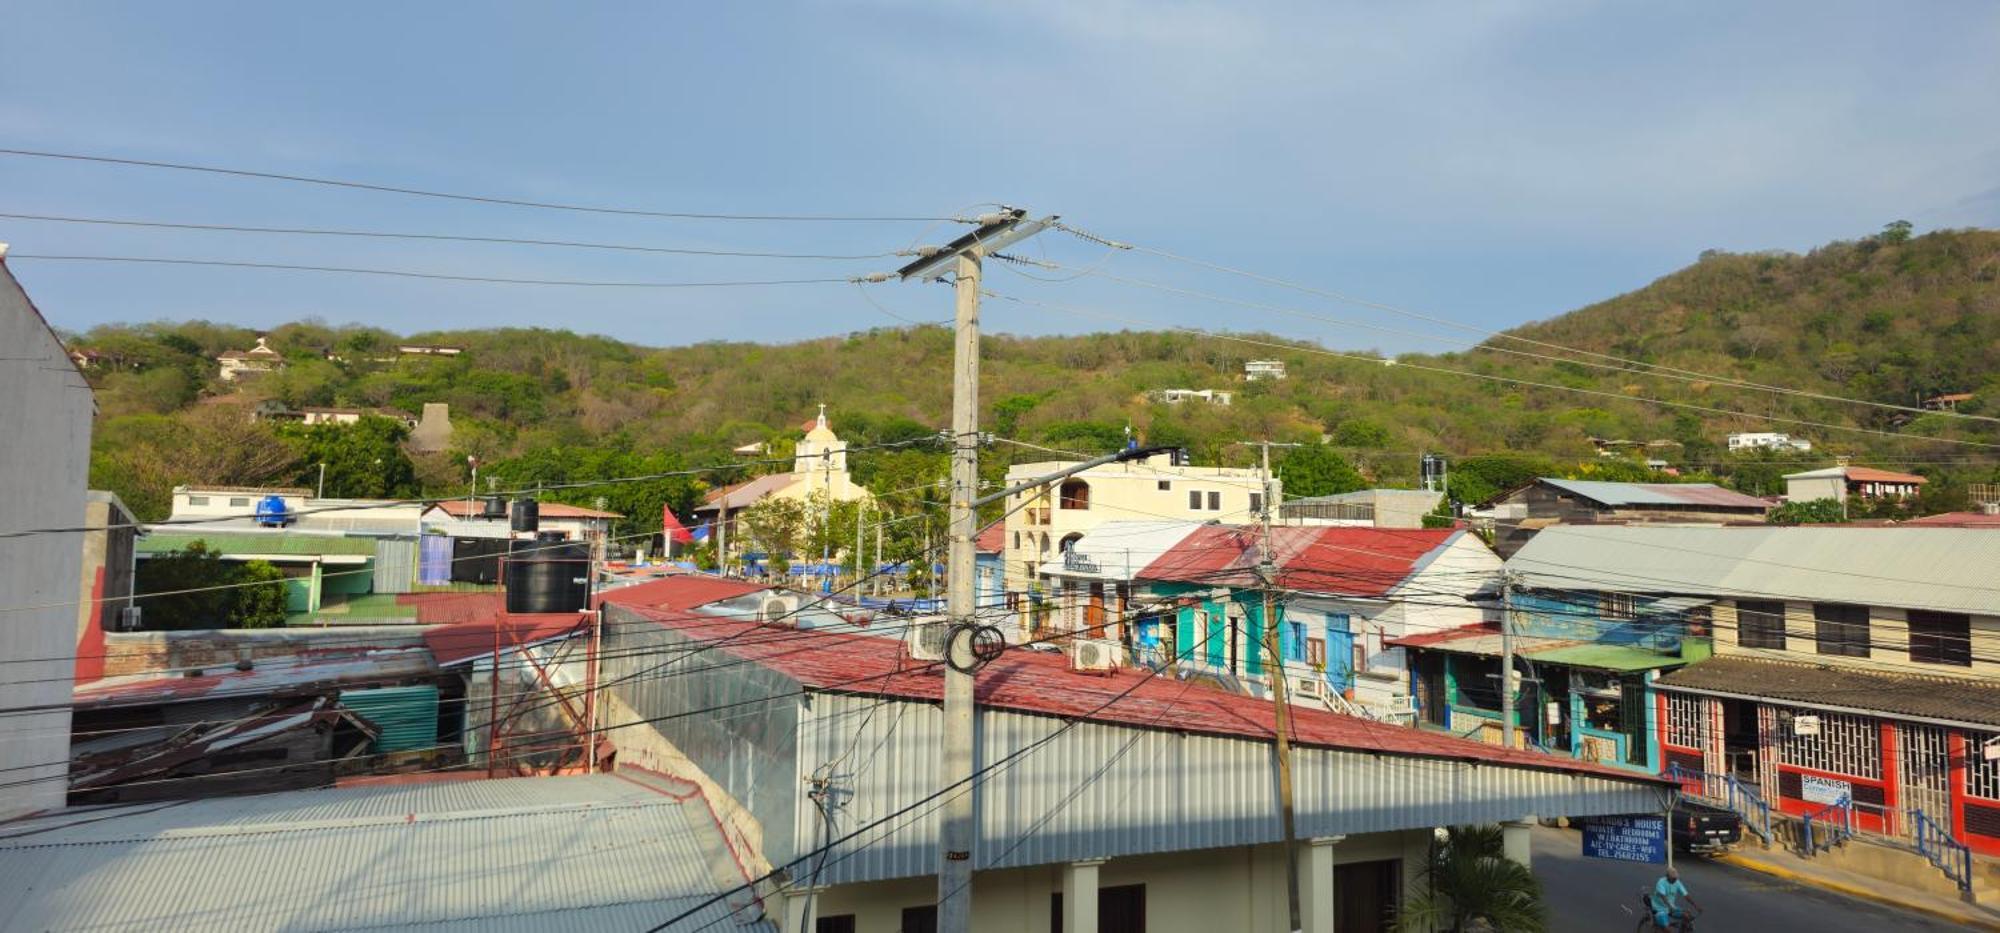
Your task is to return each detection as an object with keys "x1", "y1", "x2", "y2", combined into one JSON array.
[{"x1": 254, "y1": 494, "x2": 292, "y2": 527}]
